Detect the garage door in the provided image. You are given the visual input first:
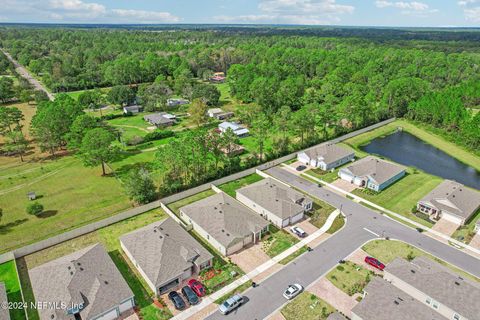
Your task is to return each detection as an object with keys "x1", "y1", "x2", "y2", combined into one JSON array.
[
  {"x1": 442, "y1": 213, "x2": 463, "y2": 225},
  {"x1": 119, "y1": 299, "x2": 134, "y2": 313},
  {"x1": 339, "y1": 172, "x2": 352, "y2": 182},
  {"x1": 290, "y1": 212, "x2": 304, "y2": 225},
  {"x1": 94, "y1": 308, "x2": 118, "y2": 320}
]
